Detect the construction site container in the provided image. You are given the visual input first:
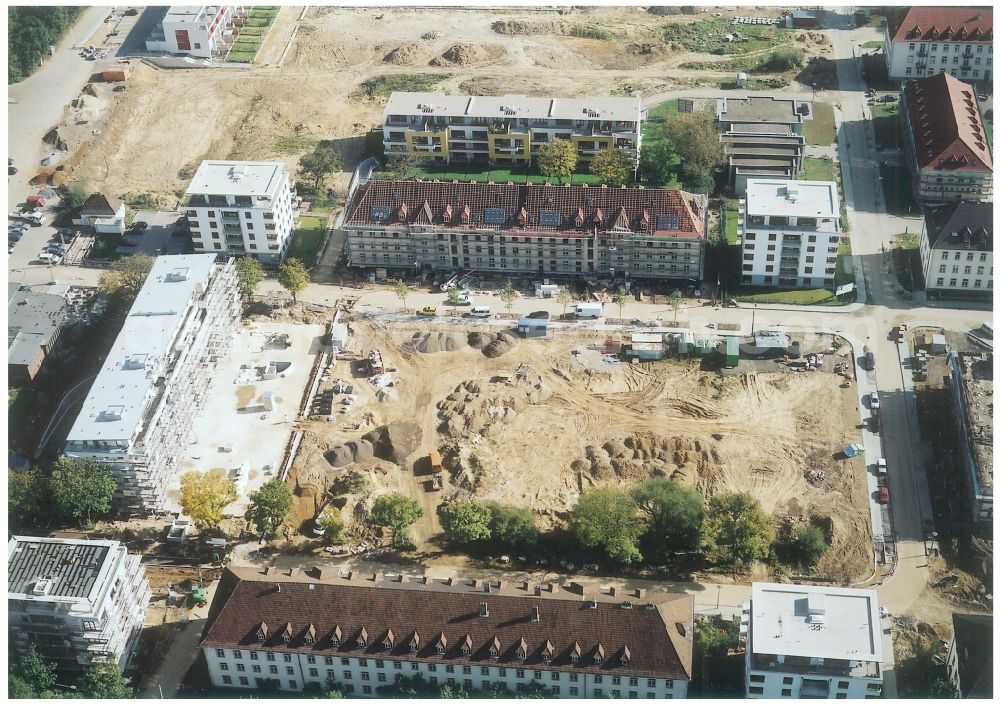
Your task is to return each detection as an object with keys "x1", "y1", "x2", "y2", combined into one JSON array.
[
  {"x1": 725, "y1": 337, "x2": 740, "y2": 368},
  {"x1": 678, "y1": 331, "x2": 695, "y2": 354},
  {"x1": 102, "y1": 64, "x2": 132, "y2": 82}
]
